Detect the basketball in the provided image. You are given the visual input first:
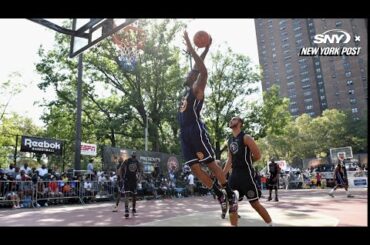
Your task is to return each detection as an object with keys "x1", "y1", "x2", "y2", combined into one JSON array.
[{"x1": 193, "y1": 31, "x2": 210, "y2": 48}]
